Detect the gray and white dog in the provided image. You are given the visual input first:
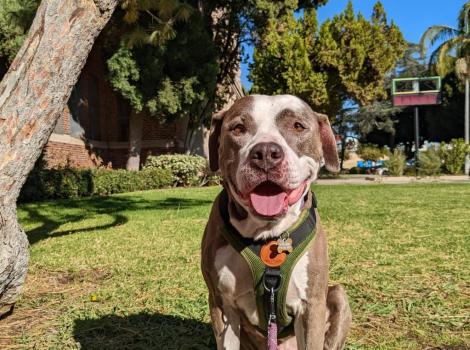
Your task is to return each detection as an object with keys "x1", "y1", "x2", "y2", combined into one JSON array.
[{"x1": 201, "y1": 95, "x2": 351, "y2": 349}]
